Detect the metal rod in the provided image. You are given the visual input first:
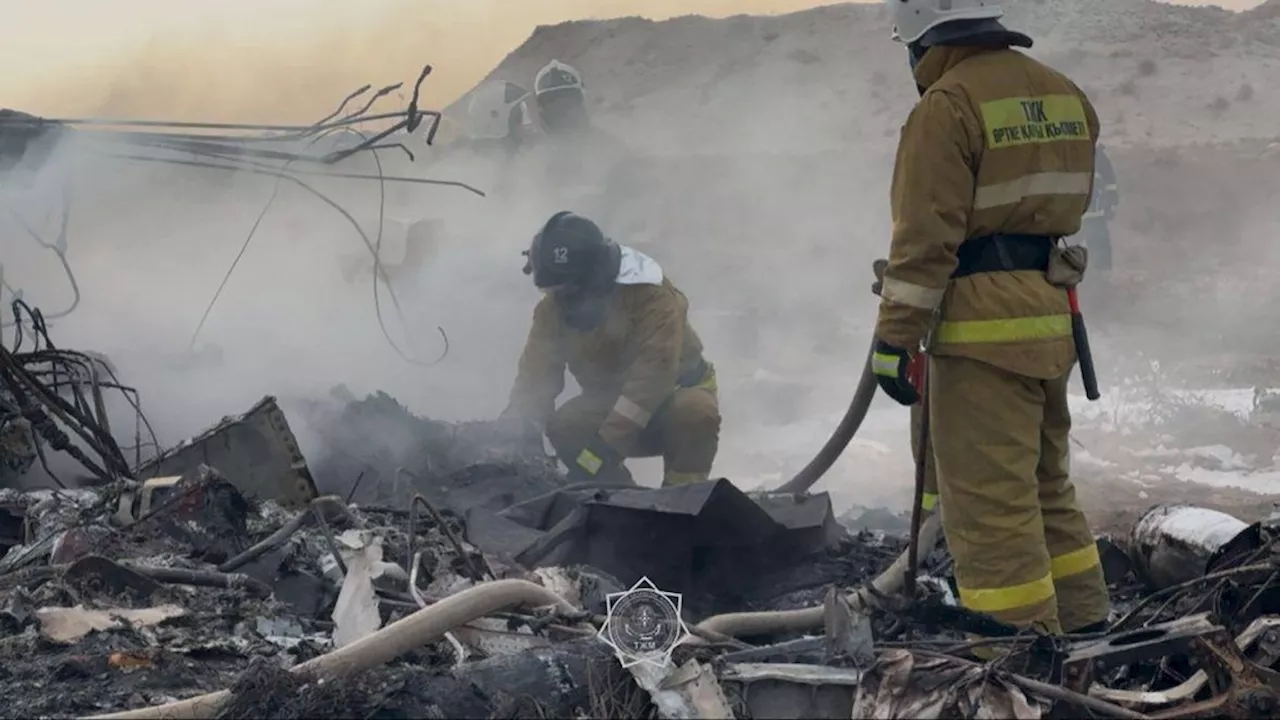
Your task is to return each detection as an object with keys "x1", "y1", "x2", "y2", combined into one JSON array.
[{"x1": 905, "y1": 363, "x2": 931, "y2": 599}]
